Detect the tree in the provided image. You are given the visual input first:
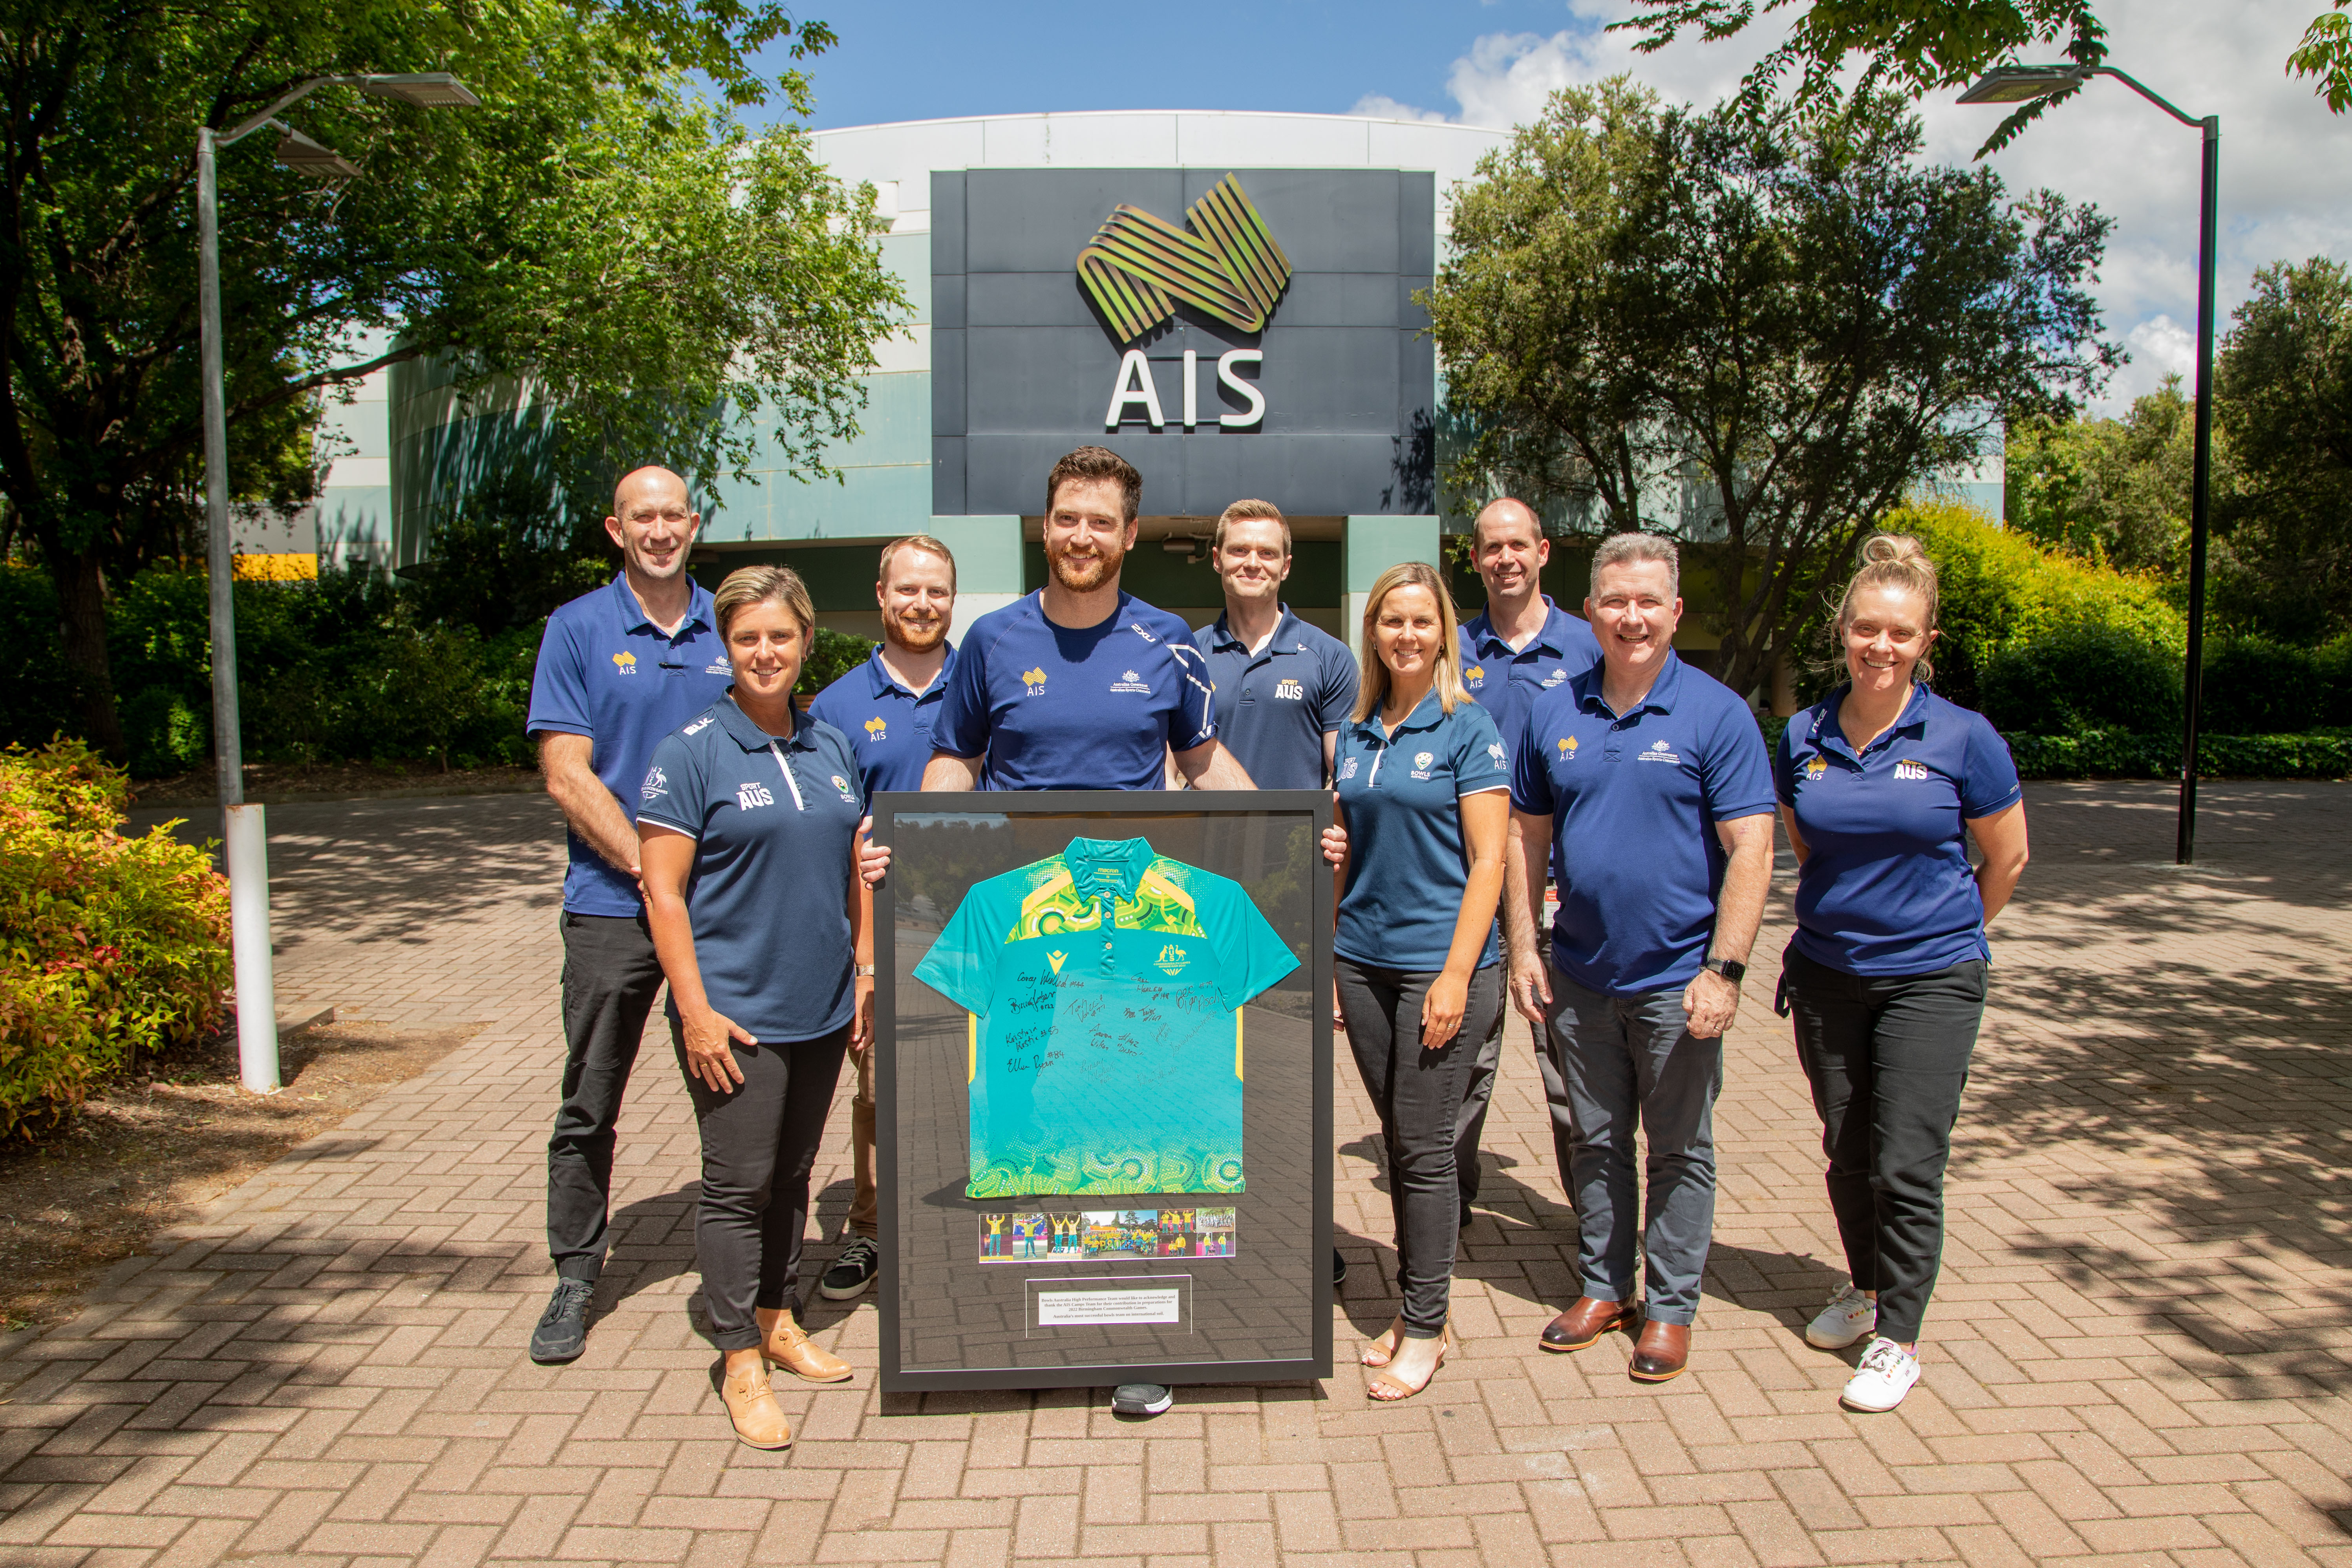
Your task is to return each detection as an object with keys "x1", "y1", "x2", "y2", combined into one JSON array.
[
  {"x1": 2005, "y1": 376, "x2": 2208, "y2": 573},
  {"x1": 1427, "y1": 81, "x2": 2112, "y2": 697},
  {"x1": 1619, "y1": 0, "x2": 2352, "y2": 153},
  {"x1": 1, "y1": 0, "x2": 907, "y2": 757}
]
